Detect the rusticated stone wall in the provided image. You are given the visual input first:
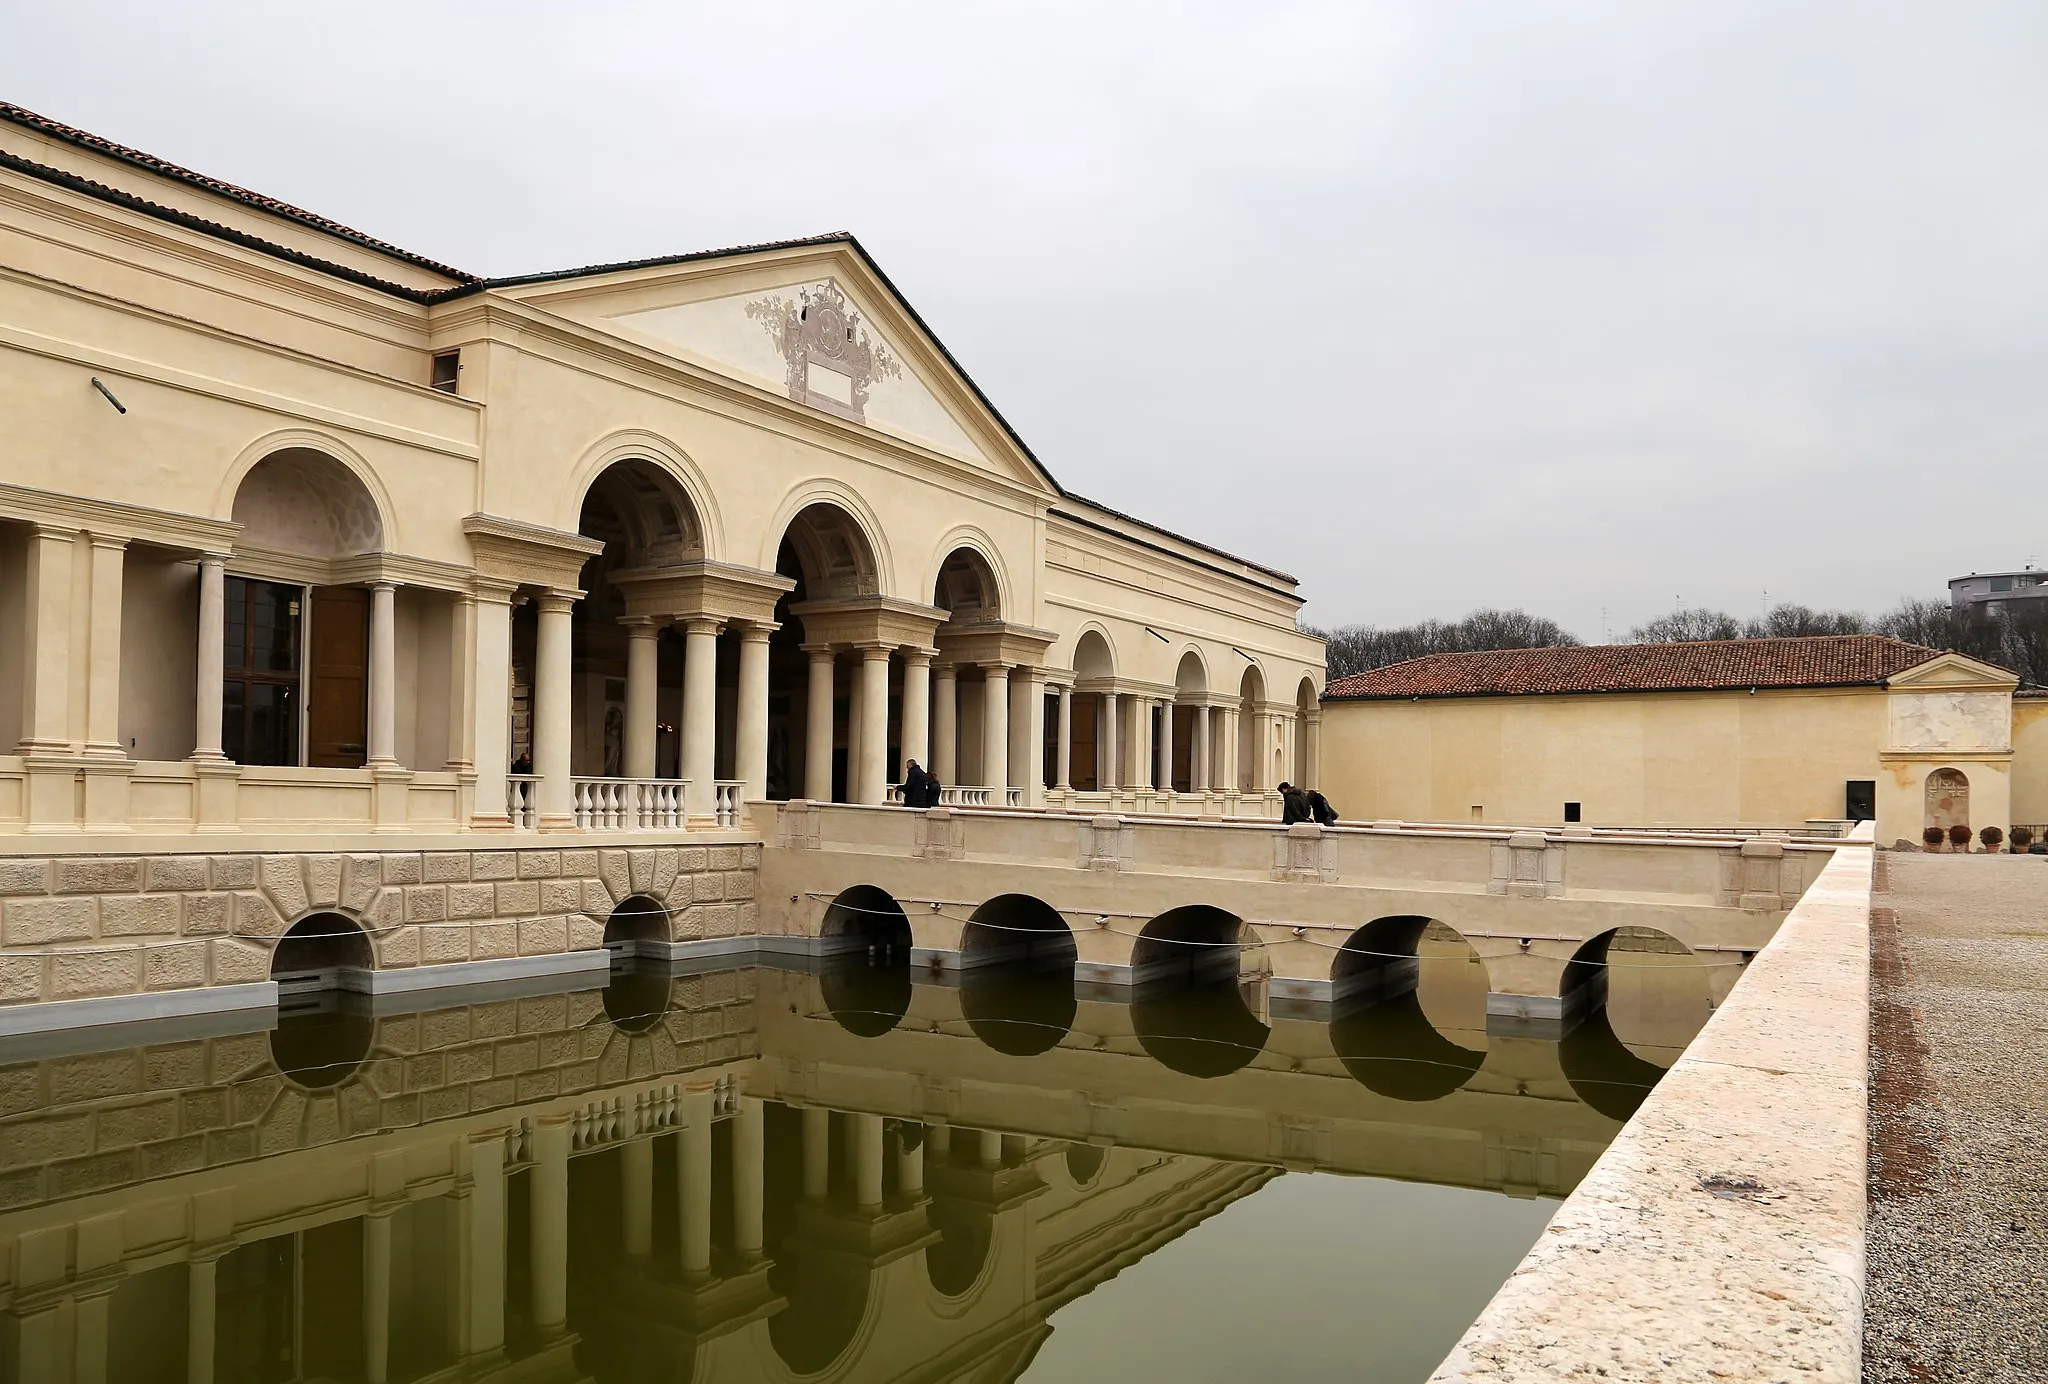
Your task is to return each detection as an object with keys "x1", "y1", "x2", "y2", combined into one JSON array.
[
  {"x1": 0, "y1": 969, "x2": 760, "y2": 1213},
  {"x1": 0, "y1": 844, "x2": 761, "y2": 1009}
]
